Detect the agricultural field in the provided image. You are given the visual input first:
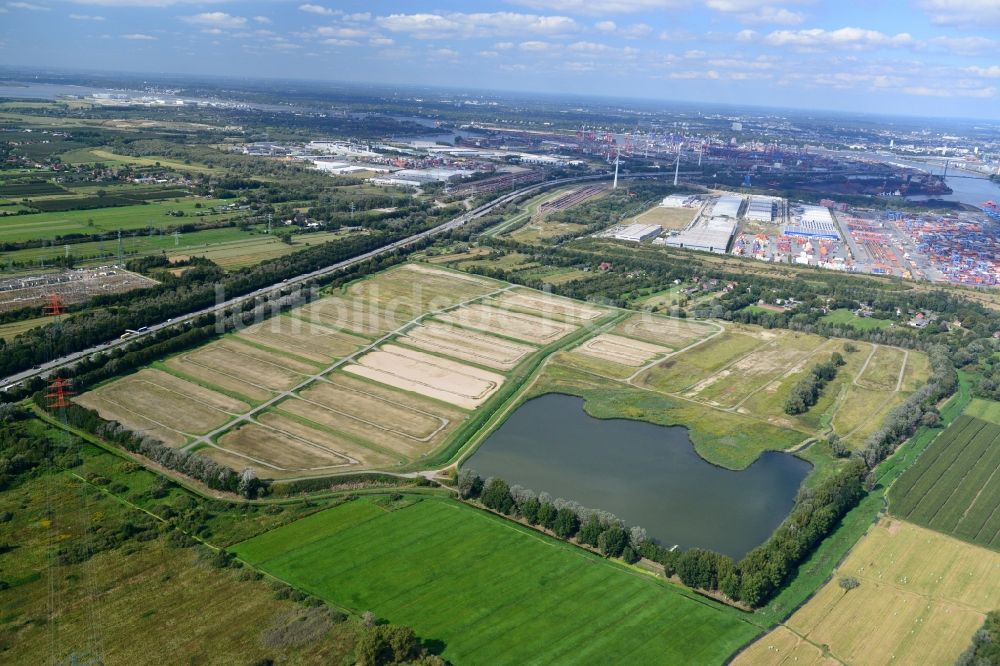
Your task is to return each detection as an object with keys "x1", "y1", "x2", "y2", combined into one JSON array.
[
  {"x1": 888, "y1": 415, "x2": 1000, "y2": 549},
  {"x1": 231, "y1": 497, "x2": 761, "y2": 665},
  {"x1": 0, "y1": 197, "x2": 232, "y2": 243},
  {"x1": 0, "y1": 314, "x2": 53, "y2": 341},
  {"x1": 60, "y1": 148, "x2": 226, "y2": 174},
  {"x1": 735, "y1": 519, "x2": 1000, "y2": 666},
  {"x1": 76, "y1": 263, "x2": 608, "y2": 478},
  {"x1": 171, "y1": 229, "x2": 364, "y2": 270},
  {"x1": 965, "y1": 397, "x2": 1000, "y2": 425}
]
